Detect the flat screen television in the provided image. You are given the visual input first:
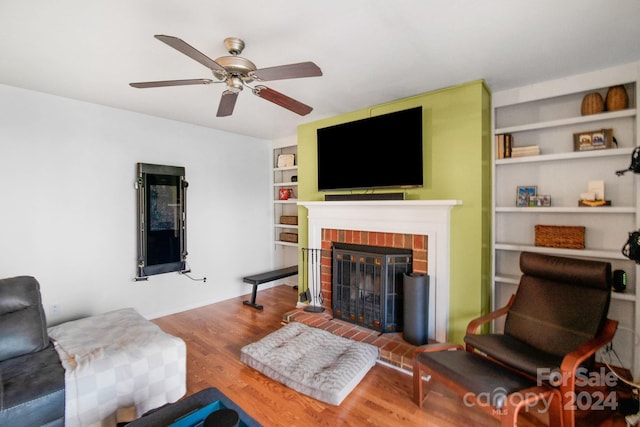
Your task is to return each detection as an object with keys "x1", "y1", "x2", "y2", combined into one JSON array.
[{"x1": 316, "y1": 106, "x2": 423, "y2": 191}]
